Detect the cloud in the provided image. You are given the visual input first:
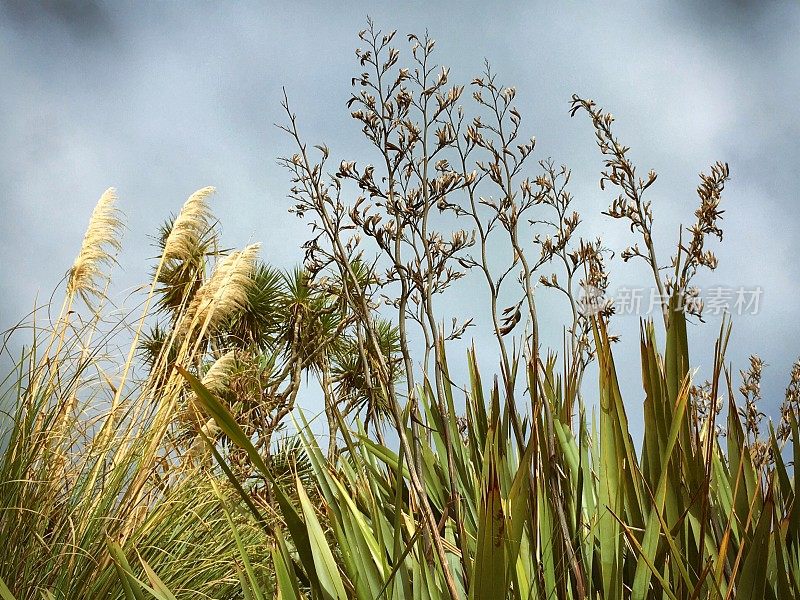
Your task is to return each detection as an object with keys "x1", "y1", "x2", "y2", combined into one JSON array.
[
  {"x1": 1, "y1": 0, "x2": 114, "y2": 41},
  {"x1": 1, "y1": 1, "x2": 798, "y2": 424}
]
